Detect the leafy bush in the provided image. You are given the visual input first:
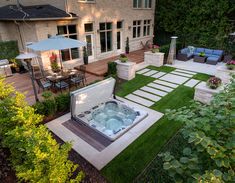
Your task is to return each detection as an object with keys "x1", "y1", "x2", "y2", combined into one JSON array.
[
  {"x1": 107, "y1": 61, "x2": 117, "y2": 76},
  {"x1": 55, "y1": 92, "x2": 70, "y2": 112},
  {"x1": 159, "y1": 44, "x2": 170, "y2": 56},
  {"x1": 0, "y1": 41, "x2": 19, "y2": 60},
  {"x1": 159, "y1": 76, "x2": 235, "y2": 182},
  {"x1": 0, "y1": 78, "x2": 83, "y2": 182}
]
